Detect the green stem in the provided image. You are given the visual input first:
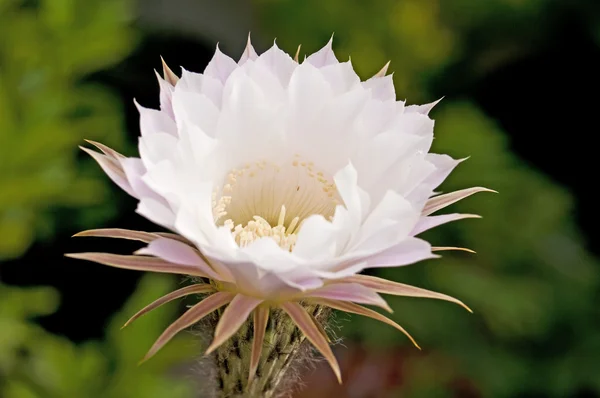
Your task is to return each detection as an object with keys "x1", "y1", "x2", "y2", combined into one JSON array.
[{"x1": 213, "y1": 304, "x2": 329, "y2": 398}]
